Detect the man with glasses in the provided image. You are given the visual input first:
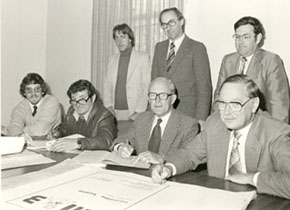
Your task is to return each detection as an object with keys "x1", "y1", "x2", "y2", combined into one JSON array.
[
  {"x1": 112, "y1": 77, "x2": 199, "y2": 164},
  {"x1": 151, "y1": 7, "x2": 212, "y2": 123},
  {"x1": 7, "y1": 73, "x2": 61, "y2": 138},
  {"x1": 152, "y1": 74, "x2": 290, "y2": 200},
  {"x1": 214, "y1": 16, "x2": 289, "y2": 123},
  {"x1": 50, "y1": 80, "x2": 117, "y2": 152}
]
